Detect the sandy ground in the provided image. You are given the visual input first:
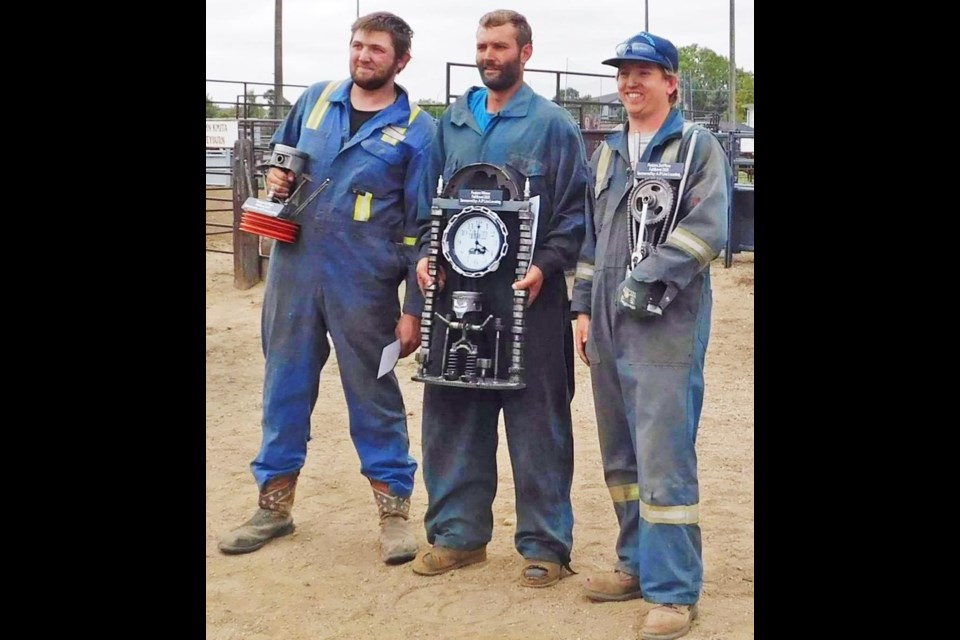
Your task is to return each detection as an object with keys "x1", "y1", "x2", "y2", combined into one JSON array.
[{"x1": 205, "y1": 196, "x2": 754, "y2": 639}]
